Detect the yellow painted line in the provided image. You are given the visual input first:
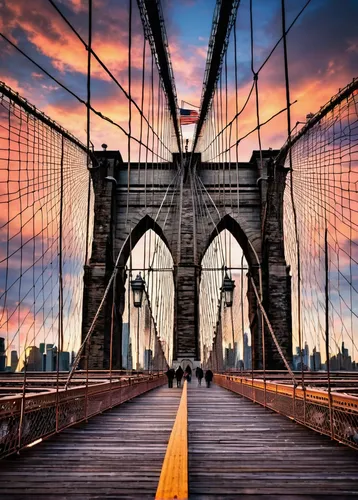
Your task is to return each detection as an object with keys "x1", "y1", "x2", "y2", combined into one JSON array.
[{"x1": 155, "y1": 381, "x2": 188, "y2": 500}]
